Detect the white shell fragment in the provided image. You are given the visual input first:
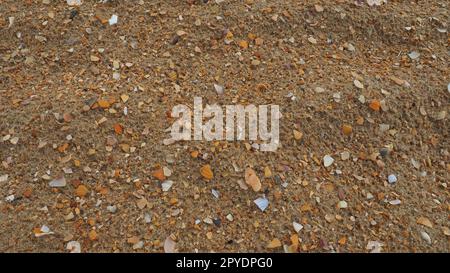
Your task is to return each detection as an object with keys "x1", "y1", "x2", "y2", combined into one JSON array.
[{"x1": 66, "y1": 241, "x2": 81, "y2": 253}]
